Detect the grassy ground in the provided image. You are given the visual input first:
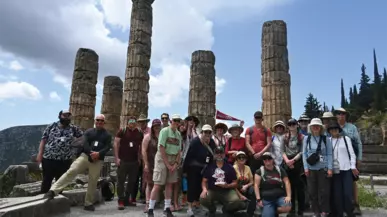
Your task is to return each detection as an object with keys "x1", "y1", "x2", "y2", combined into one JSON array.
[{"x1": 358, "y1": 182, "x2": 387, "y2": 208}]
